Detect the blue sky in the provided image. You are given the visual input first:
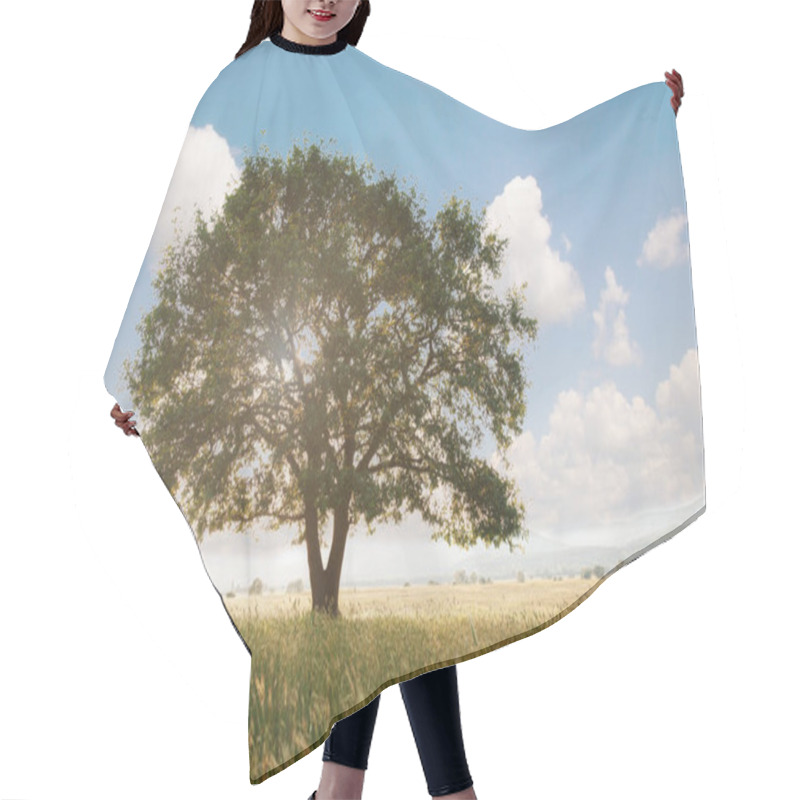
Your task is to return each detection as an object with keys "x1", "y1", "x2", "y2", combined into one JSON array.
[{"x1": 104, "y1": 38, "x2": 704, "y2": 582}]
